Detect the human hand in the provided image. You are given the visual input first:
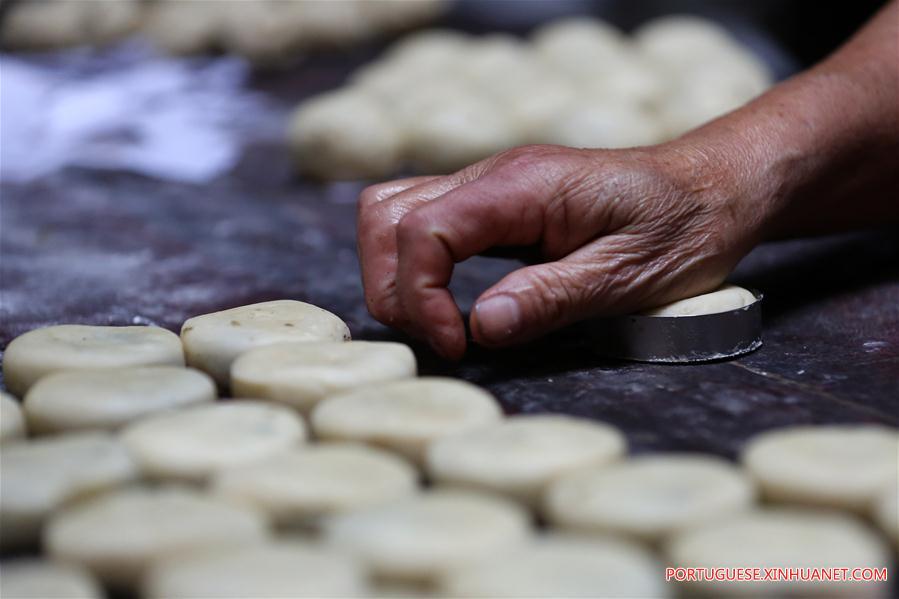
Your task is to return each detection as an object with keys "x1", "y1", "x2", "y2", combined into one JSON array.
[{"x1": 357, "y1": 143, "x2": 769, "y2": 359}]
